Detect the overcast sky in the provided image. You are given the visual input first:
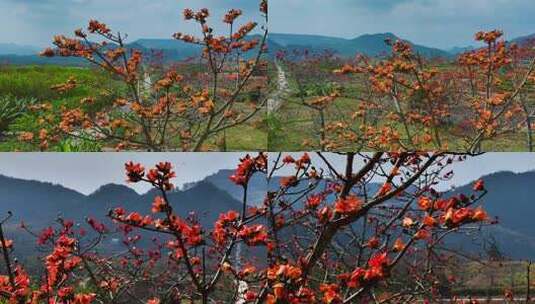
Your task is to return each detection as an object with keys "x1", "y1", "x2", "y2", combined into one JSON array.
[
  {"x1": 0, "y1": 0, "x2": 262, "y2": 47},
  {"x1": 271, "y1": 0, "x2": 535, "y2": 49},
  {"x1": 3, "y1": 0, "x2": 533, "y2": 50},
  {"x1": 0, "y1": 153, "x2": 533, "y2": 195},
  {"x1": 0, "y1": 152, "x2": 246, "y2": 195},
  {"x1": 275, "y1": 152, "x2": 535, "y2": 191}
]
